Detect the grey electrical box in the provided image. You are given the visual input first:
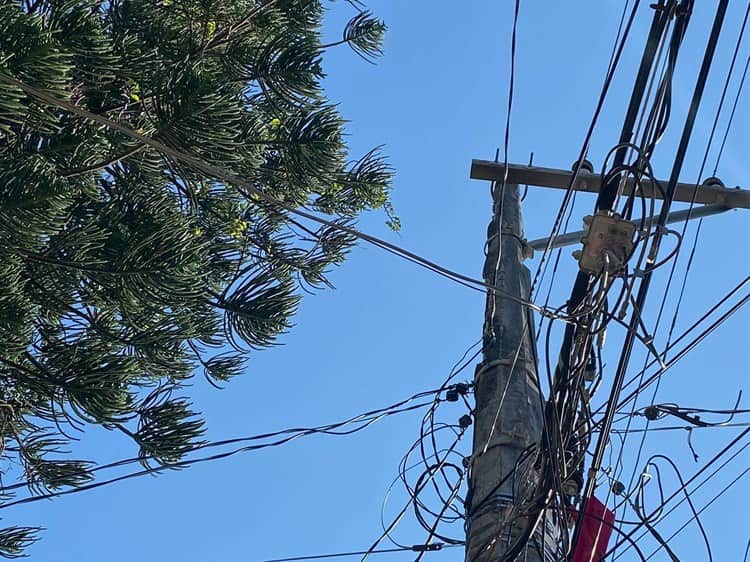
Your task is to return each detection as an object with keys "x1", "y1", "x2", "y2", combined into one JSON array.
[{"x1": 577, "y1": 212, "x2": 636, "y2": 274}]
